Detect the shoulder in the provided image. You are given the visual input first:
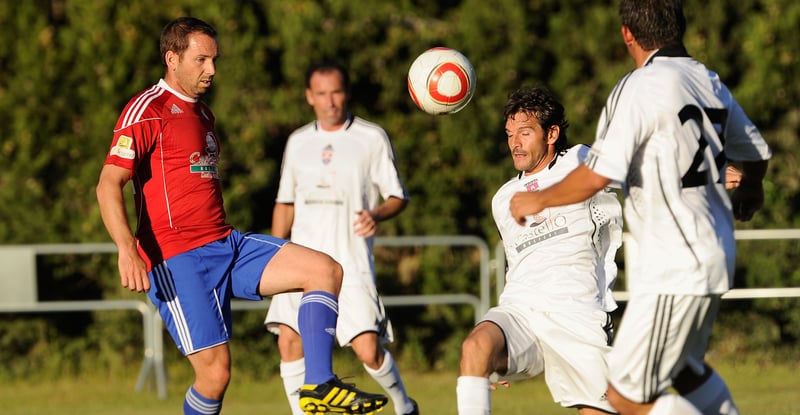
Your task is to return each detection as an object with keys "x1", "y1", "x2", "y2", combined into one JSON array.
[
  {"x1": 117, "y1": 84, "x2": 170, "y2": 129},
  {"x1": 552, "y1": 145, "x2": 589, "y2": 171},
  {"x1": 493, "y1": 175, "x2": 519, "y2": 202},
  {"x1": 566, "y1": 144, "x2": 591, "y2": 161},
  {"x1": 349, "y1": 116, "x2": 390, "y2": 138},
  {"x1": 286, "y1": 121, "x2": 317, "y2": 142}
]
